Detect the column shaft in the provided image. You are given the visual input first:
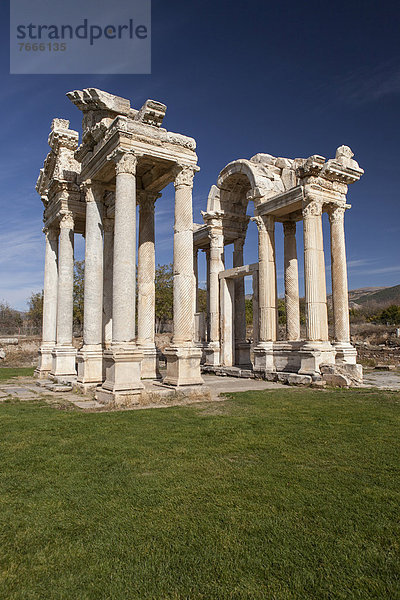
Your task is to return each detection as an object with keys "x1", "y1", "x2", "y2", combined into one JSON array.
[
  {"x1": 112, "y1": 155, "x2": 137, "y2": 344},
  {"x1": 233, "y1": 238, "x2": 246, "y2": 343},
  {"x1": 137, "y1": 193, "x2": 156, "y2": 346},
  {"x1": 255, "y1": 215, "x2": 277, "y2": 342},
  {"x1": 172, "y1": 167, "x2": 196, "y2": 344},
  {"x1": 283, "y1": 221, "x2": 300, "y2": 341},
  {"x1": 102, "y1": 218, "x2": 114, "y2": 347},
  {"x1": 56, "y1": 213, "x2": 74, "y2": 345},
  {"x1": 83, "y1": 185, "x2": 104, "y2": 346},
  {"x1": 42, "y1": 228, "x2": 58, "y2": 344},
  {"x1": 303, "y1": 201, "x2": 328, "y2": 341},
  {"x1": 209, "y1": 228, "x2": 224, "y2": 344},
  {"x1": 329, "y1": 206, "x2": 350, "y2": 343}
]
